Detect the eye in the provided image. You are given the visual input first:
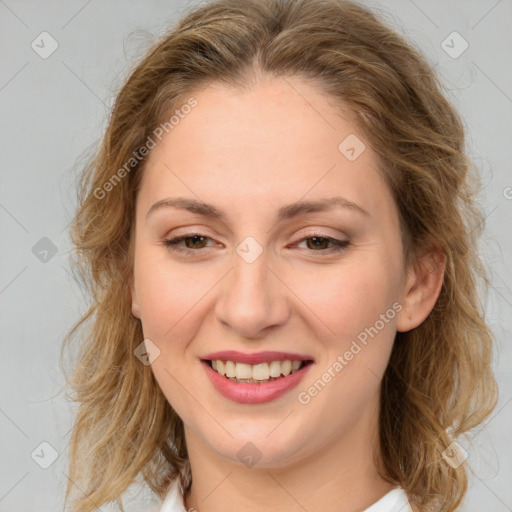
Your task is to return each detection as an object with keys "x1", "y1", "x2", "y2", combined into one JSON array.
[
  {"x1": 162, "y1": 233, "x2": 215, "y2": 253},
  {"x1": 294, "y1": 234, "x2": 350, "y2": 252},
  {"x1": 162, "y1": 232, "x2": 350, "y2": 255}
]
